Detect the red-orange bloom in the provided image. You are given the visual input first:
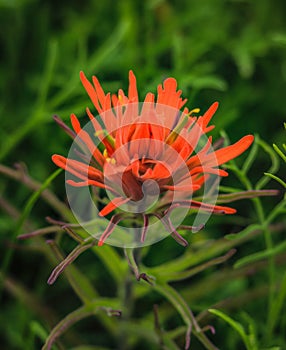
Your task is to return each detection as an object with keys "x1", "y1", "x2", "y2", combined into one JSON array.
[{"x1": 52, "y1": 71, "x2": 254, "y2": 246}]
